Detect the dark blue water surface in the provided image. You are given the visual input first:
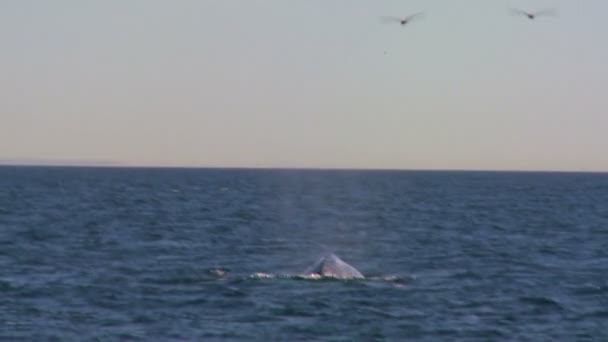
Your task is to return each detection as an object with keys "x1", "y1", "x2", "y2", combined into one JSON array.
[{"x1": 1, "y1": 166, "x2": 607, "y2": 341}]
